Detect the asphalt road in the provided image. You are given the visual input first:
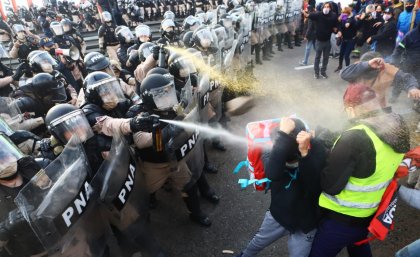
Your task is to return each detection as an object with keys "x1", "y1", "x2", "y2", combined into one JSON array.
[{"x1": 150, "y1": 45, "x2": 420, "y2": 257}]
